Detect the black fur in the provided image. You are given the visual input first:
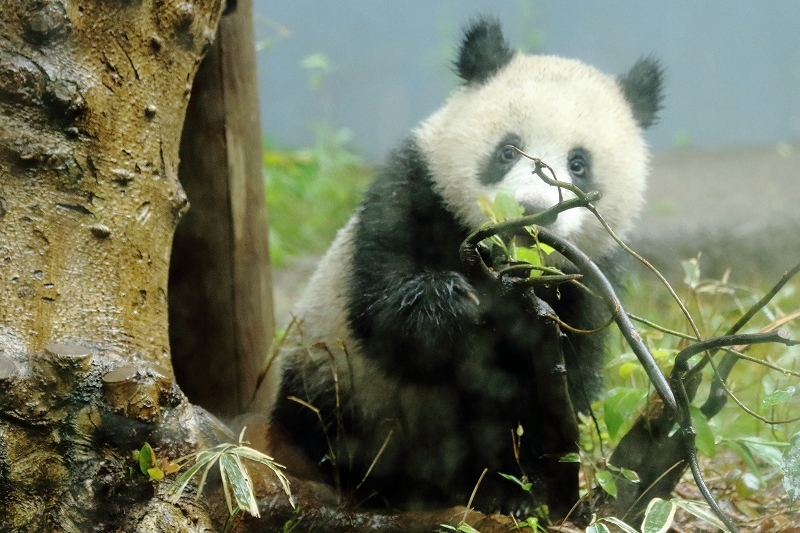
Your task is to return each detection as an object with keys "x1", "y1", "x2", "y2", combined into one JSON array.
[
  {"x1": 273, "y1": 139, "x2": 618, "y2": 515},
  {"x1": 567, "y1": 147, "x2": 595, "y2": 192},
  {"x1": 455, "y1": 16, "x2": 515, "y2": 84},
  {"x1": 347, "y1": 140, "x2": 477, "y2": 382},
  {"x1": 479, "y1": 133, "x2": 525, "y2": 185},
  {"x1": 618, "y1": 56, "x2": 665, "y2": 129}
]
